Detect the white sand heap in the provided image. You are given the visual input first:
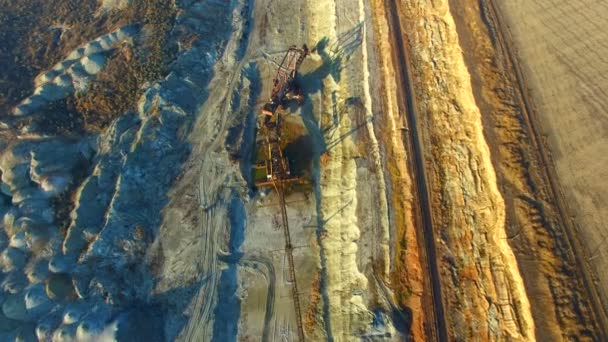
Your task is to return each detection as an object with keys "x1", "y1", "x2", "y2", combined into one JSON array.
[
  {"x1": 81, "y1": 54, "x2": 106, "y2": 75},
  {"x1": 39, "y1": 174, "x2": 71, "y2": 195},
  {"x1": 63, "y1": 307, "x2": 82, "y2": 324},
  {"x1": 99, "y1": 0, "x2": 132, "y2": 12},
  {"x1": 36, "y1": 322, "x2": 53, "y2": 341},
  {"x1": 0, "y1": 0, "x2": 235, "y2": 340},
  {"x1": 12, "y1": 26, "x2": 136, "y2": 117},
  {"x1": 83, "y1": 41, "x2": 103, "y2": 56},
  {"x1": 2, "y1": 294, "x2": 27, "y2": 321},
  {"x1": 24, "y1": 283, "x2": 55, "y2": 320},
  {"x1": 53, "y1": 325, "x2": 75, "y2": 342},
  {"x1": 0, "y1": 139, "x2": 96, "y2": 339},
  {"x1": 9, "y1": 231, "x2": 27, "y2": 250},
  {"x1": 1, "y1": 248, "x2": 26, "y2": 272}
]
